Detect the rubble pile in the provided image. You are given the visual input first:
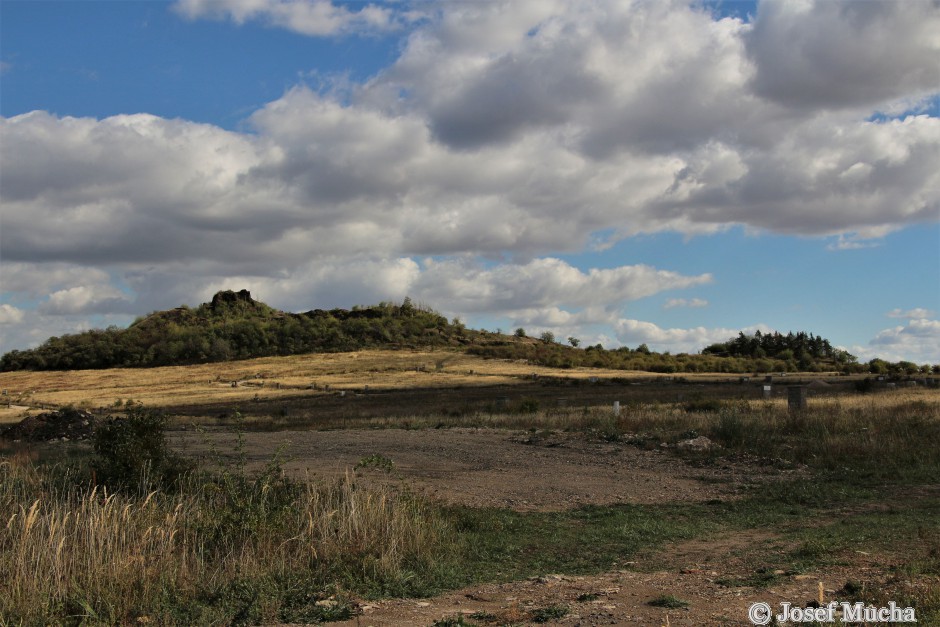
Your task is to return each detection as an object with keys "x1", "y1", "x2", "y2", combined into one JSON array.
[{"x1": 0, "y1": 408, "x2": 97, "y2": 442}]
